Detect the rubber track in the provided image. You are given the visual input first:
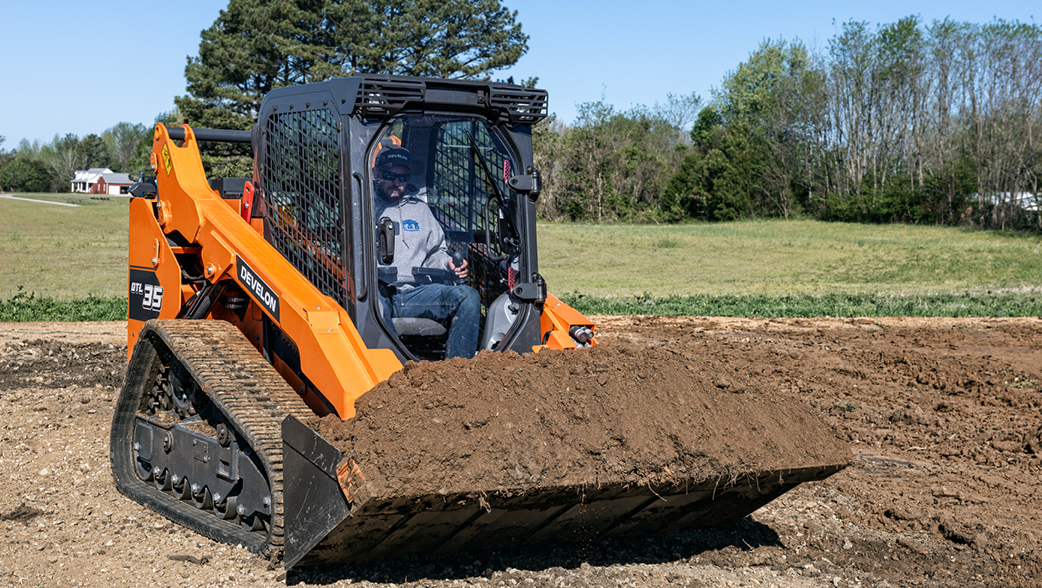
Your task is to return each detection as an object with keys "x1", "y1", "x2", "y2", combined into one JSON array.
[{"x1": 111, "y1": 320, "x2": 314, "y2": 559}]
